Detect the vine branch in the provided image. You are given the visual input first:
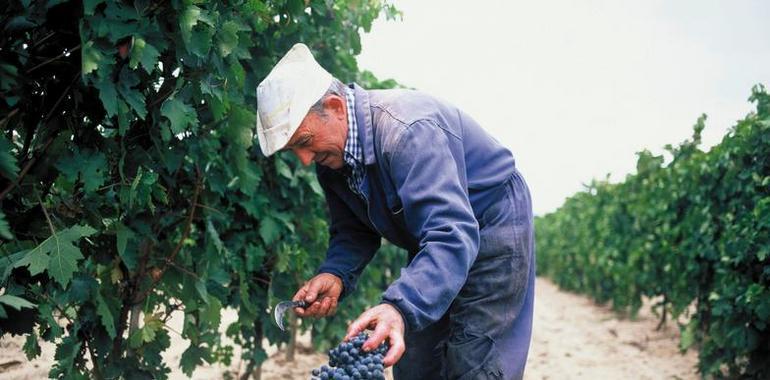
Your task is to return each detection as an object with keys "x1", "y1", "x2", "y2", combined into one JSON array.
[
  {"x1": 133, "y1": 166, "x2": 203, "y2": 304},
  {"x1": 84, "y1": 335, "x2": 104, "y2": 380},
  {"x1": 0, "y1": 109, "x2": 19, "y2": 130},
  {"x1": 43, "y1": 71, "x2": 81, "y2": 123},
  {"x1": 25, "y1": 45, "x2": 81, "y2": 74},
  {"x1": 0, "y1": 71, "x2": 80, "y2": 201},
  {"x1": 36, "y1": 192, "x2": 57, "y2": 235},
  {"x1": 0, "y1": 135, "x2": 54, "y2": 201}
]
